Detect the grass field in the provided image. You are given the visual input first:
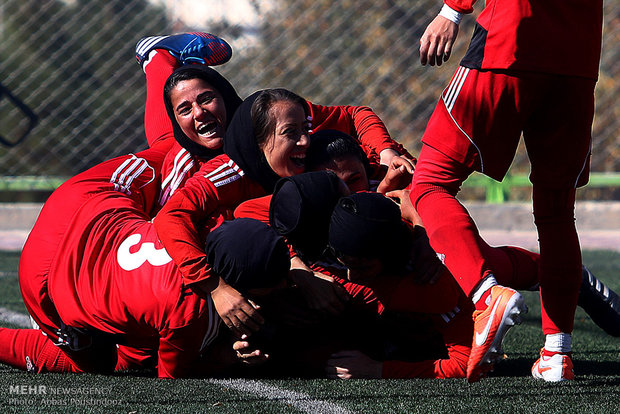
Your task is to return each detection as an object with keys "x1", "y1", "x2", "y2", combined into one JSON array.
[{"x1": 0, "y1": 250, "x2": 618, "y2": 413}]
